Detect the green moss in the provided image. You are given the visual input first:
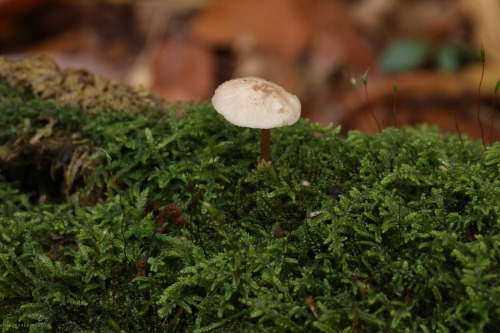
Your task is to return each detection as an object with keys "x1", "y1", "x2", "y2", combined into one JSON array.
[{"x1": 1, "y1": 81, "x2": 500, "y2": 332}]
